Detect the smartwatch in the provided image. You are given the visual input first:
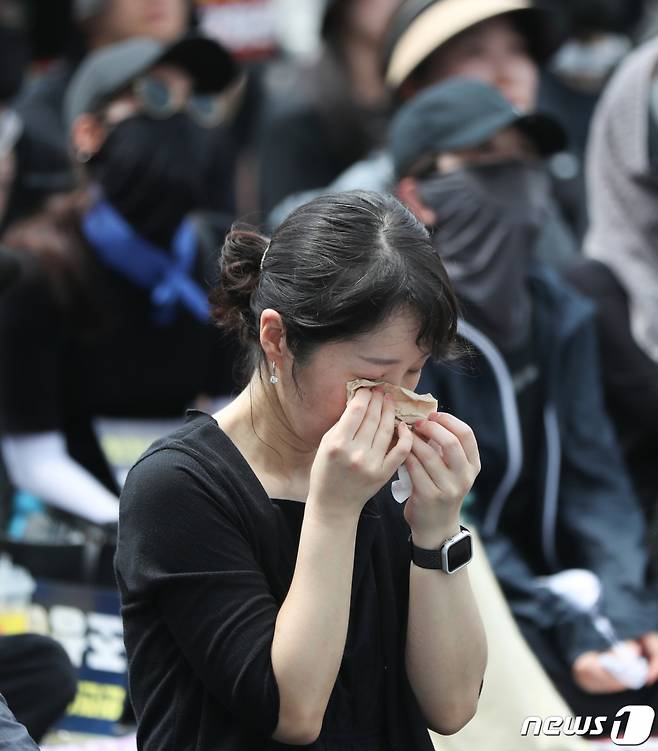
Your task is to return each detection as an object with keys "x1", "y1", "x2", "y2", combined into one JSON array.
[{"x1": 409, "y1": 526, "x2": 473, "y2": 574}]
